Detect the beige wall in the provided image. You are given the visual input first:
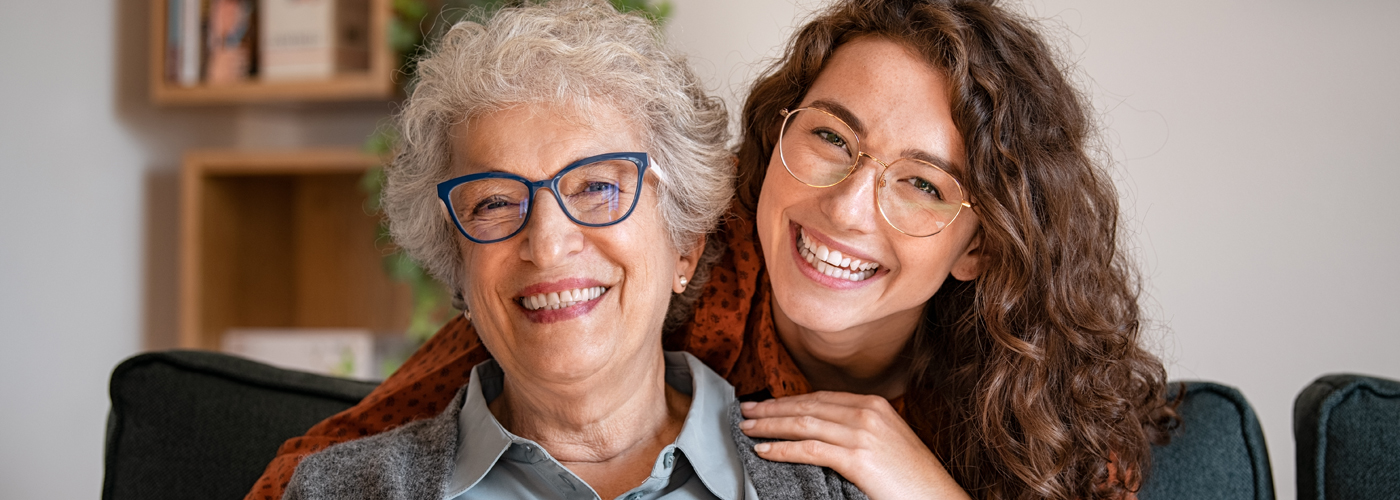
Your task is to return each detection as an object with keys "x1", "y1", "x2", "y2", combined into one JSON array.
[{"x1": 1, "y1": 0, "x2": 1396, "y2": 497}]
